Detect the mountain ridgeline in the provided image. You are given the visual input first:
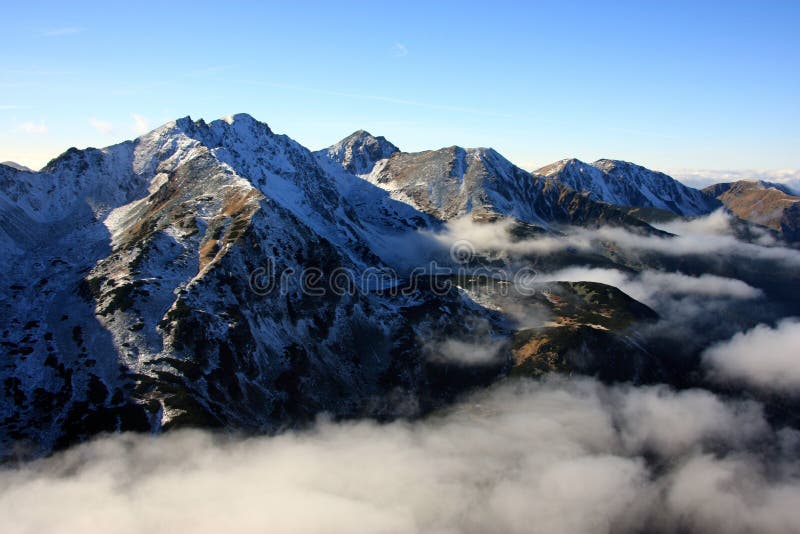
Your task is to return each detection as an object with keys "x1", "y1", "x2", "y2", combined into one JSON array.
[
  {"x1": 702, "y1": 180, "x2": 800, "y2": 242},
  {"x1": 535, "y1": 158, "x2": 720, "y2": 217},
  {"x1": 0, "y1": 114, "x2": 792, "y2": 457}
]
